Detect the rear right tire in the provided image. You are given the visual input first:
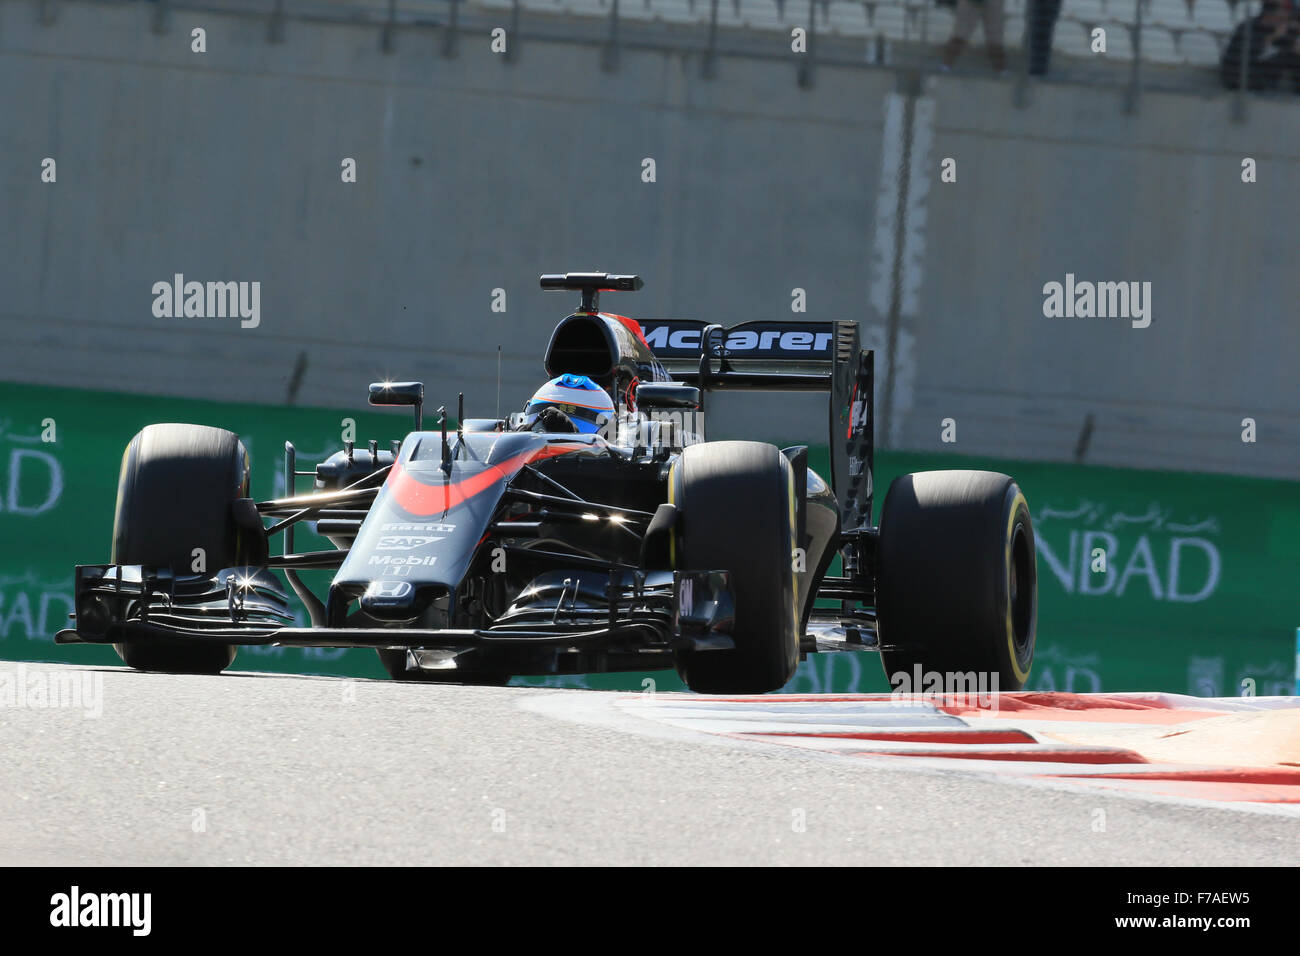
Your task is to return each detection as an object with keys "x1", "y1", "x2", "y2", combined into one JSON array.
[{"x1": 876, "y1": 470, "x2": 1036, "y2": 692}]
